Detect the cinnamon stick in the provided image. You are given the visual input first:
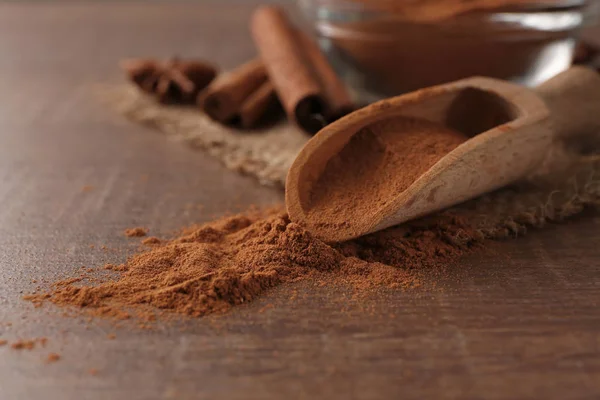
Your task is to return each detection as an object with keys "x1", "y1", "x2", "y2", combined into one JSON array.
[
  {"x1": 297, "y1": 30, "x2": 355, "y2": 122},
  {"x1": 239, "y1": 81, "x2": 279, "y2": 128},
  {"x1": 251, "y1": 6, "x2": 330, "y2": 134},
  {"x1": 574, "y1": 41, "x2": 600, "y2": 66},
  {"x1": 199, "y1": 58, "x2": 268, "y2": 123}
]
